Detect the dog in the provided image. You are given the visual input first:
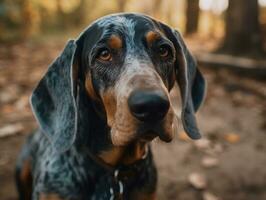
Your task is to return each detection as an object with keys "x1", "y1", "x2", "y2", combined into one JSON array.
[{"x1": 15, "y1": 13, "x2": 206, "y2": 200}]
